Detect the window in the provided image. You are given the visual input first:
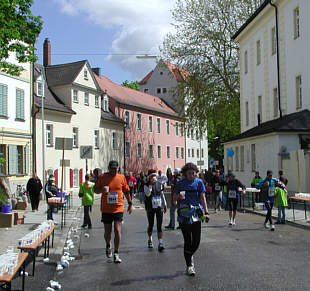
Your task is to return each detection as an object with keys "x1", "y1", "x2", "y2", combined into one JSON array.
[
  {"x1": 201, "y1": 148, "x2": 204, "y2": 158},
  {"x1": 144, "y1": 88, "x2": 149, "y2": 93},
  {"x1": 196, "y1": 130, "x2": 199, "y2": 140},
  {"x1": 84, "y1": 69, "x2": 88, "y2": 80},
  {"x1": 187, "y1": 129, "x2": 190, "y2": 138},
  {"x1": 258, "y1": 95, "x2": 262, "y2": 122},
  {"x1": 166, "y1": 120, "x2": 170, "y2": 135},
  {"x1": 251, "y1": 144, "x2": 256, "y2": 172},
  {"x1": 94, "y1": 130, "x2": 99, "y2": 148},
  {"x1": 73, "y1": 89, "x2": 78, "y2": 103},
  {"x1": 181, "y1": 147, "x2": 184, "y2": 159},
  {"x1": 244, "y1": 50, "x2": 248, "y2": 74},
  {"x1": 37, "y1": 81, "x2": 44, "y2": 97},
  {"x1": 191, "y1": 129, "x2": 194, "y2": 139},
  {"x1": 46, "y1": 124, "x2": 53, "y2": 147},
  {"x1": 163, "y1": 88, "x2": 167, "y2": 93},
  {"x1": 240, "y1": 145, "x2": 245, "y2": 172},
  {"x1": 166, "y1": 146, "x2": 170, "y2": 159},
  {"x1": 16, "y1": 89, "x2": 25, "y2": 120},
  {"x1": 103, "y1": 95, "x2": 109, "y2": 112},
  {"x1": 148, "y1": 116, "x2": 153, "y2": 132},
  {"x1": 192, "y1": 148, "x2": 195, "y2": 157},
  {"x1": 112, "y1": 132, "x2": 117, "y2": 149},
  {"x1": 157, "y1": 118, "x2": 161, "y2": 133},
  {"x1": 8, "y1": 145, "x2": 24, "y2": 175},
  {"x1": 296, "y1": 75, "x2": 302, "y2": 109},
  {"x1": 273, "y1": 88, "x2": 278, "y2": 117},
  {"x1": 157, "y1": 145, "x2": 161, "y2": 158},
  {"x1": 125, "y1": 142, "x2": 130, "y2": 157},
  {"x1": 157, "y1": 88, "x2": 161, "y2": 94},
  {"x1": 0, "y1": 84, "x2": 8, "y2": 117},
  {"x1": 84, "y1": 92, "x2": 89, "y2": 105},
  {"x1": 124, "y1": 111, "x2": 130, "y2": 128},
  {"x1": 73, "y1": 169, "x2": 79, "y2": 187},
  {"x1": 73, "y1": 127, "x2": 79, "y2": 147},
  {"x1": 137, "y1": 113, "x2": 142, "y2": 130},
  {"x1": 95, "y1": 95, "x2": 99, "y2": 108},
  {"x1": 180, "y1": 125, "x2": 184, "y2": 137},
  {"x1": 256, "y1": 40, "x2": 261, "y2": 66},
  {"x1": 271, "y1": 27, "x2": 277, "y2": 55},
  {"x1": 175, "y1": 122, "x2": 179, "y2": 136},
  {"x1": 17, "y1": 146, "x2": 23, "y2": 174},
  {"x1": 188, "y1": 148, "x2": 191, "y2": 158},
  {"x1": 245, "y1": 101, "x2": 249, "y2": 126},
  {"x1": 137, "y1": 143, "x2": 142, "y2": 158},
  {"x1": 235, "y1": 147, "x2": 239, "y2": 171},
  {"x1": 197, "y1": 149, "x2": 199, "y2": 159},
  {"x1": 148, "y1": 144, "x2": 154, "y2": 159},
  {"x1": 0, "y1": 145, "x2": 6, "y2": 175},
  {"x1": 176, "y1": 147, "x2": 179, "y2": 159},
  {"x1": 294, "y1": 7, "x2": 300, "y2": 39}
]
